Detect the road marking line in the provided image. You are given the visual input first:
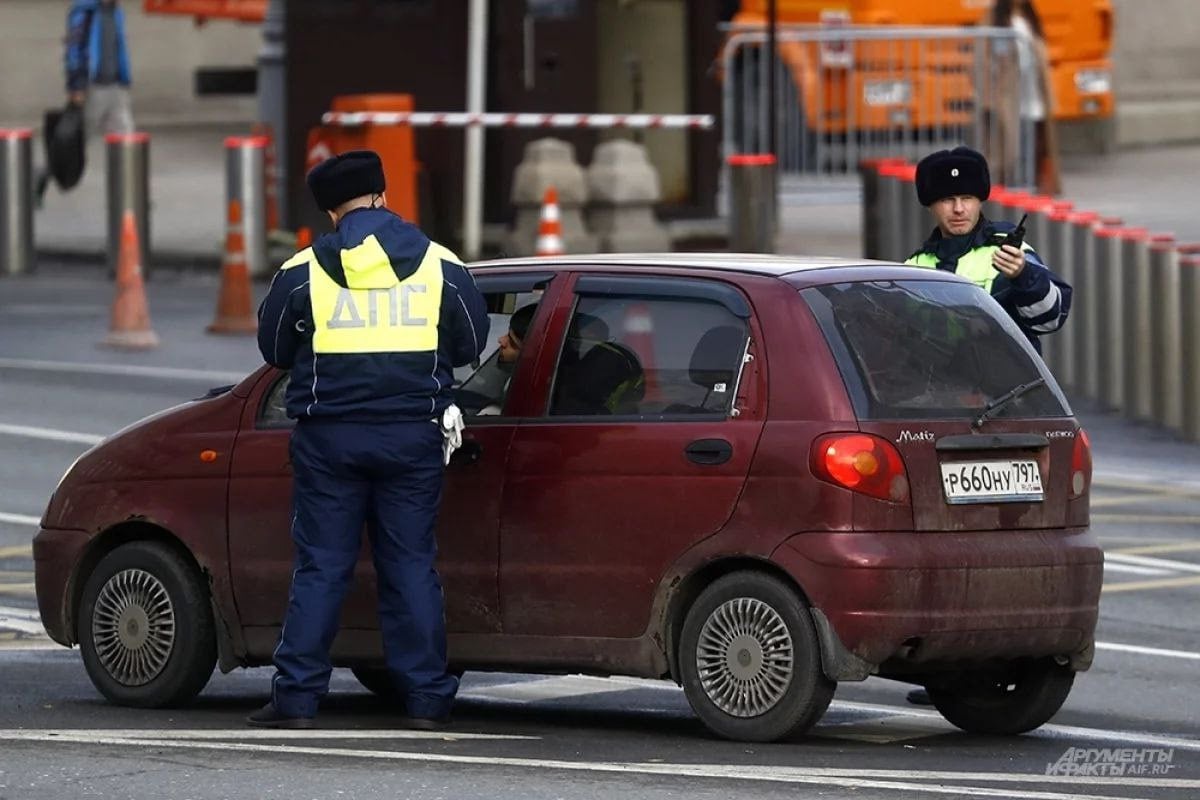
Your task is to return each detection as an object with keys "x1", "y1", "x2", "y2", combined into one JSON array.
[
  {"x1": 0, "y1": 583, "x2": 36, "y2": 597},
  {"x1": 1112, "y1": 541, "x2": 1200, "y2": 556},
  {"x1": 1102, "y1": 575, "x2": 1200, "y2": 593},
  {"x1": 1092, "y1": 474, "x2": 1200, "y2": 498},
  {"x1": 1088, "y1": 492, "x2": 1171, "y2": 508},
  {"x1": 1102, "y1": 561, "x2": 1171, "y2": 576},
  {"x1": 0, "y1": 728, "x2": 535, "y2": 742},
  {"x1": 0, "y1": 515, "x2": 40, "y2": 531},
  {"x1": 1093, "y1": 513, "x2": 1200, "y2": 525},
  {"x1": 0, "y1": 608, "x2": 44, "y2": 635},
  {"x1": 1096, "y1": 641, "x2": 1200, "y2": 661},
  {"x1": 0, "y1": 423, "x2": 104, "y2": 446},
  {"x1": 1106, "y1": 552, "x2": 1200, "y2": 574},
  {"x1": 0, "y1": 732, "x2": 1191, "y2": 798},
  {"x1": 0, "y1": 357, "x2": 247, "y2": 384},
  {"x1": 831, "y1": 698, "x2": 1200, "y2": 752}
]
